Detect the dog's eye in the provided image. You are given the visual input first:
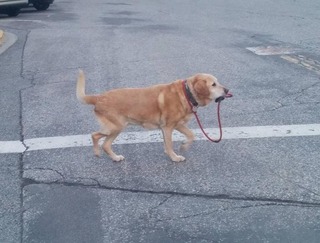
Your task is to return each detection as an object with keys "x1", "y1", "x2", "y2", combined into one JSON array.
[{"x1": 212, "y1": 83, "x2": 216, "y2": 87}]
